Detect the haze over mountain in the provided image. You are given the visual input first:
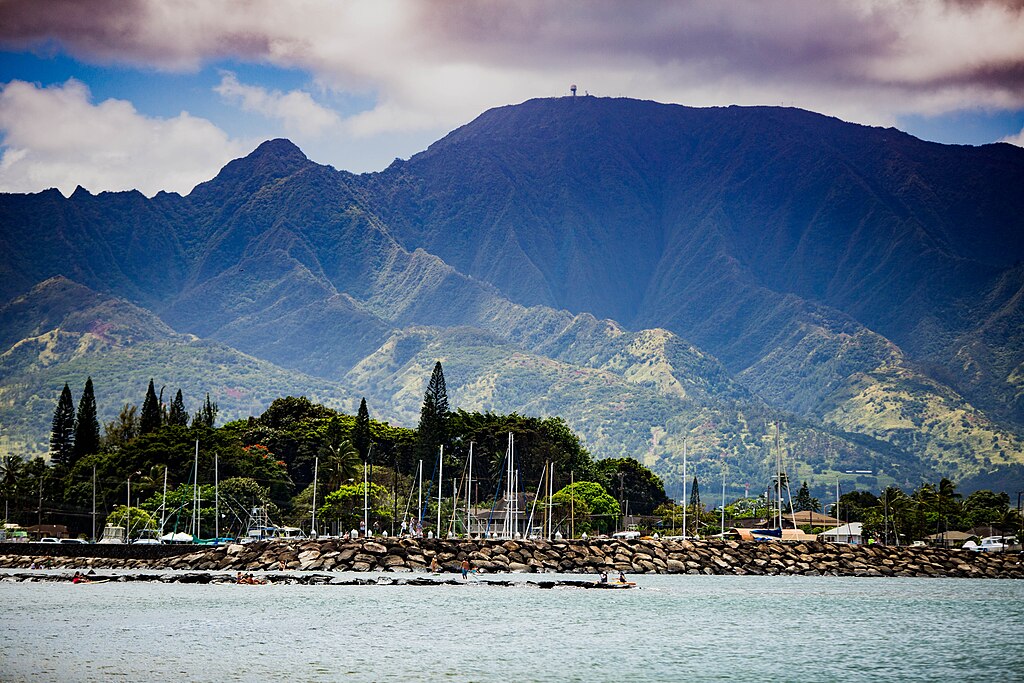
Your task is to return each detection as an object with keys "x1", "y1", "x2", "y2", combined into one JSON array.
[{"x1": 2, "y1": 96, "x2": 1023, "y2": 495}]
